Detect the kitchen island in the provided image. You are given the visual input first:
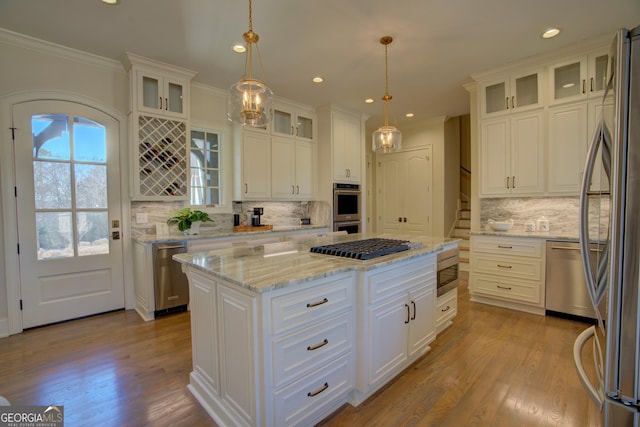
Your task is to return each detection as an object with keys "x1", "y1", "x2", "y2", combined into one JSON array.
[{"x1": 174, "y1": 233, "x2": 459, "y2": 427}]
